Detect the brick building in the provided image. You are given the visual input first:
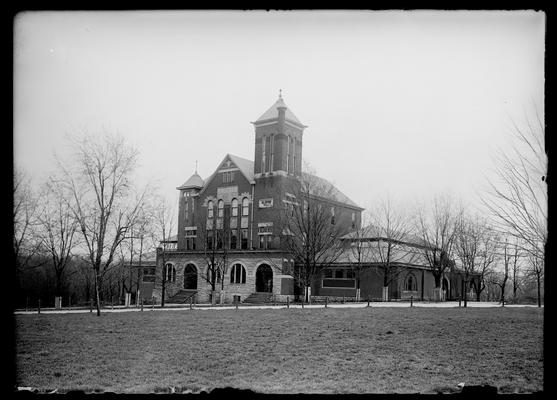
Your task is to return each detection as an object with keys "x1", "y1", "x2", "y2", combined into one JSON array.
[{"x1": 137, "y1": 94, "x2": 477, "y2": 304}]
